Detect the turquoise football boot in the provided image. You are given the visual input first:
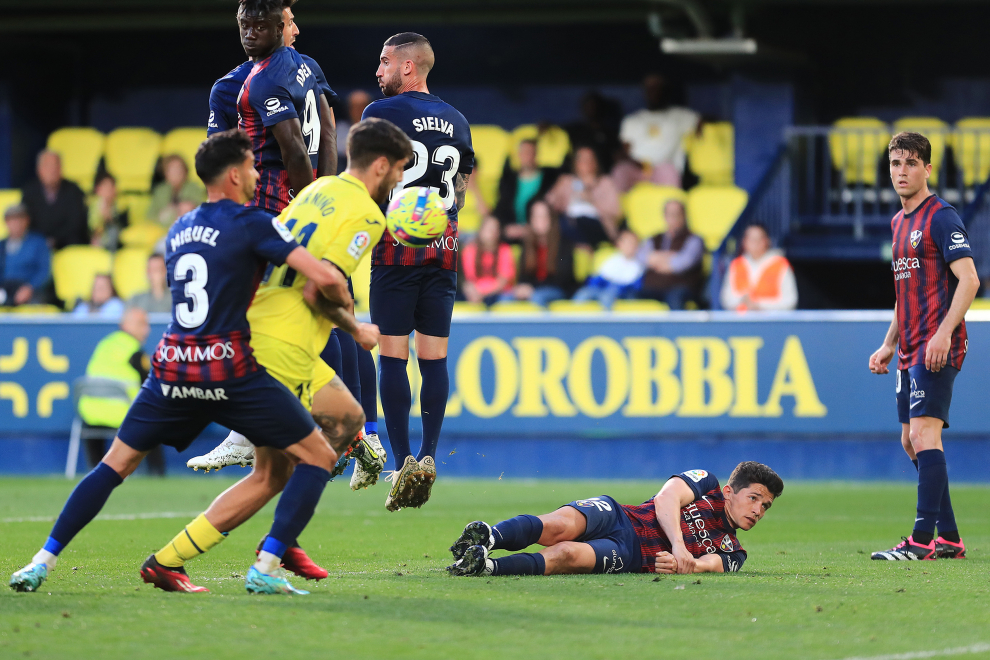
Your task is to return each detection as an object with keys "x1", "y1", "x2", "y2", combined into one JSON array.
[
  {"x1": 244, "y1": 566, "x2": 310, "y2": 595},
  {"x1": 10, "y1": 563, "x2": 48, "y2": 592}
]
